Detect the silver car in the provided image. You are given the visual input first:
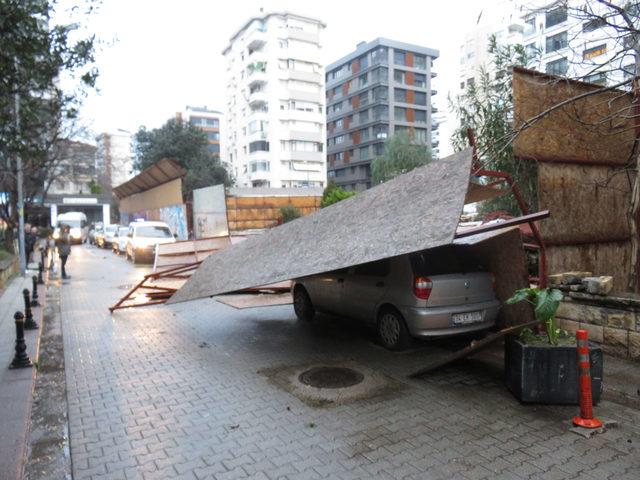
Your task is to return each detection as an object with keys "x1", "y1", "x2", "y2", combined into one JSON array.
[{"x1": 292, "y1": 245, "x2": 499, "y2": 350}]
